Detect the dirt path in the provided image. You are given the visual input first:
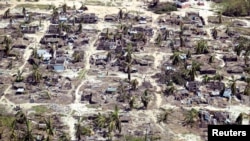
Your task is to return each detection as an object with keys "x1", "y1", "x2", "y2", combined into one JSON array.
[{"x1": 63, "y1": 31, "x2": 100, "y2": 140}]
